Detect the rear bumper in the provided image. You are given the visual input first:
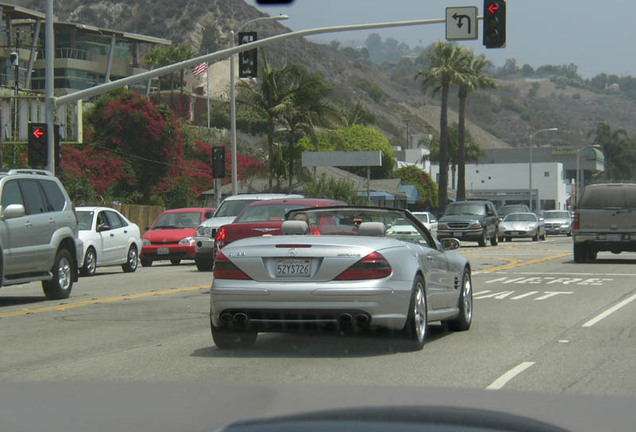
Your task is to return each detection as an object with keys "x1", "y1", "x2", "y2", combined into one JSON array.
[
  {"x1": 573, "y1": 232, "x2": 636, "y2": 252},
  {"x1": 210, "y1": 279, "x2": 411, "y2": 332}
]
